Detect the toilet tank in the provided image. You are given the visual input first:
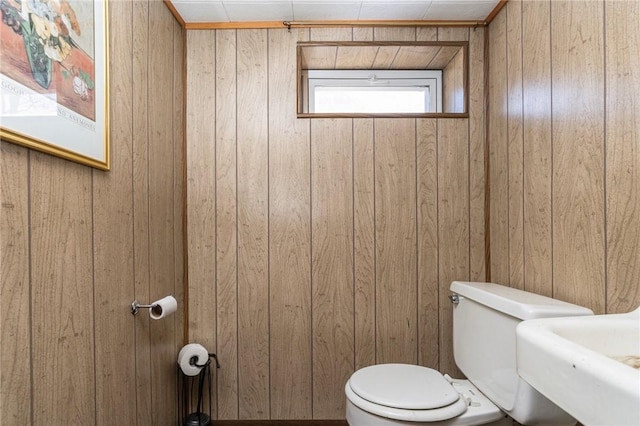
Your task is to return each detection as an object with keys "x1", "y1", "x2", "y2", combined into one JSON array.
[{"x1": 449, "y1": 281, "x2": 593, "y2": 425}]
